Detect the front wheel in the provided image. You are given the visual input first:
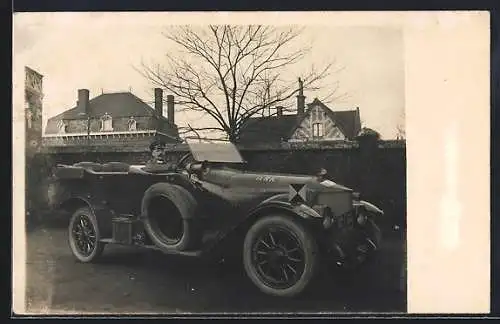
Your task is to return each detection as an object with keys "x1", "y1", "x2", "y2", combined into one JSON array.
[
  {"x1": 68, "y1": 207, "x2": 105, "y2": 263},
  {"x1": 243, "y1": 214, "x2": 318, "y2": 298}
]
